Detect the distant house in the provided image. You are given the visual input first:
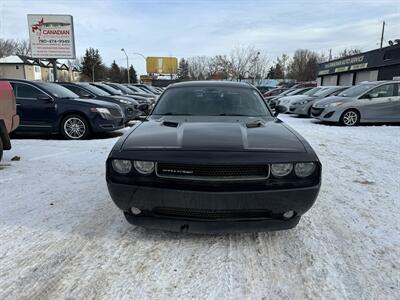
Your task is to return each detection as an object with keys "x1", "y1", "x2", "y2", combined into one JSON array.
[{"x1": 0, "y1": 55, "x2": 80, "y2": 82}]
